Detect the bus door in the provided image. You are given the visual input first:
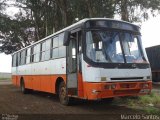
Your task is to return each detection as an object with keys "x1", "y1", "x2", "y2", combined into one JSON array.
[{"x1": 66, "y1": 32, "x2": 78, "y2": 96}]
